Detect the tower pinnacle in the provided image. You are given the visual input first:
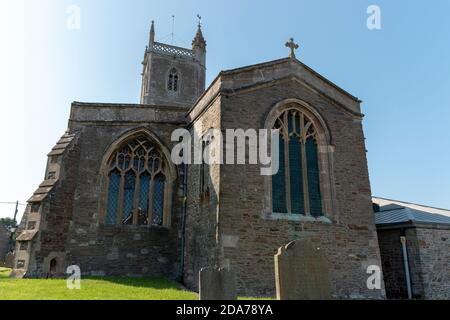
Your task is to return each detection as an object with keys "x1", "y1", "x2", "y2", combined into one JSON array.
[
  {"x1": 149, "y1": 20, "x2": 155, "y2": 48},
  {"x1": 192, "y1": 16, "x2": 206, "y2": 50}
]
